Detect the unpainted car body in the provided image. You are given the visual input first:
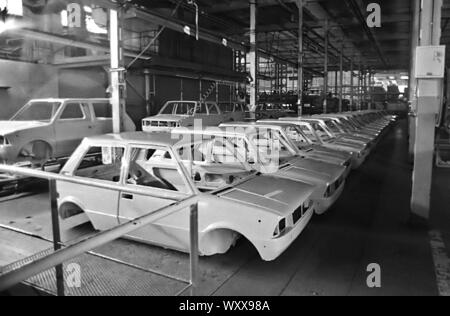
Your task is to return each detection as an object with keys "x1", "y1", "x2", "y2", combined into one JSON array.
[
  {"x1": 177, "y1": 125, "x2": 346, "y2": 215},
  {"x1": 256, "y1": 119, "x2": 353, "y2": 173},
  {"x1": 57, "y1": 132, "x2": 316, "y2": 261},
  {"x1": 279, "y1": 118, "x2": 368, "y2": 169},
  {"x1": 0, "y1": 98, "x2": 135, "y2": 165},
  {"x1": 142, "y1": 101, "x2": 229, "y2": 132},
  {"x1": 300, "y1": 118, "x2": 373, "y2": 150},
  {"x1": 316, "y1": 115, "x2": 380, "y2": 141},
  {"x1": 308, "y1": 117, "x2": 375, "y2": 147}
]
